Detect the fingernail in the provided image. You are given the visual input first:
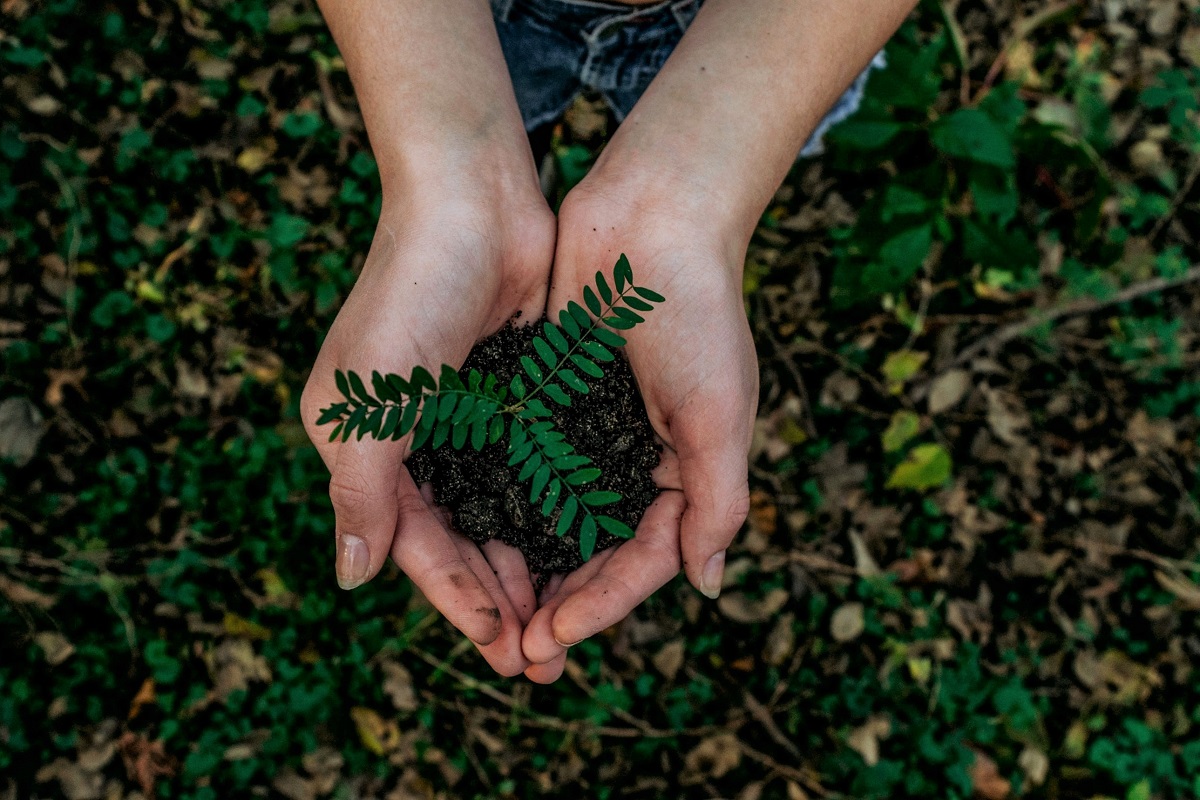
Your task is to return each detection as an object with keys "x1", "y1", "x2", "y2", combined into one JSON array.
[
  {"x1": 554, "y1": 635, "x2": 582, "y2": 648},
  {"x1": 699, "y1": 550, "x2": 725, "y2": 599},
  {"x1": 336, "y1": 534, "x2": 369, "y2": 590}
]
